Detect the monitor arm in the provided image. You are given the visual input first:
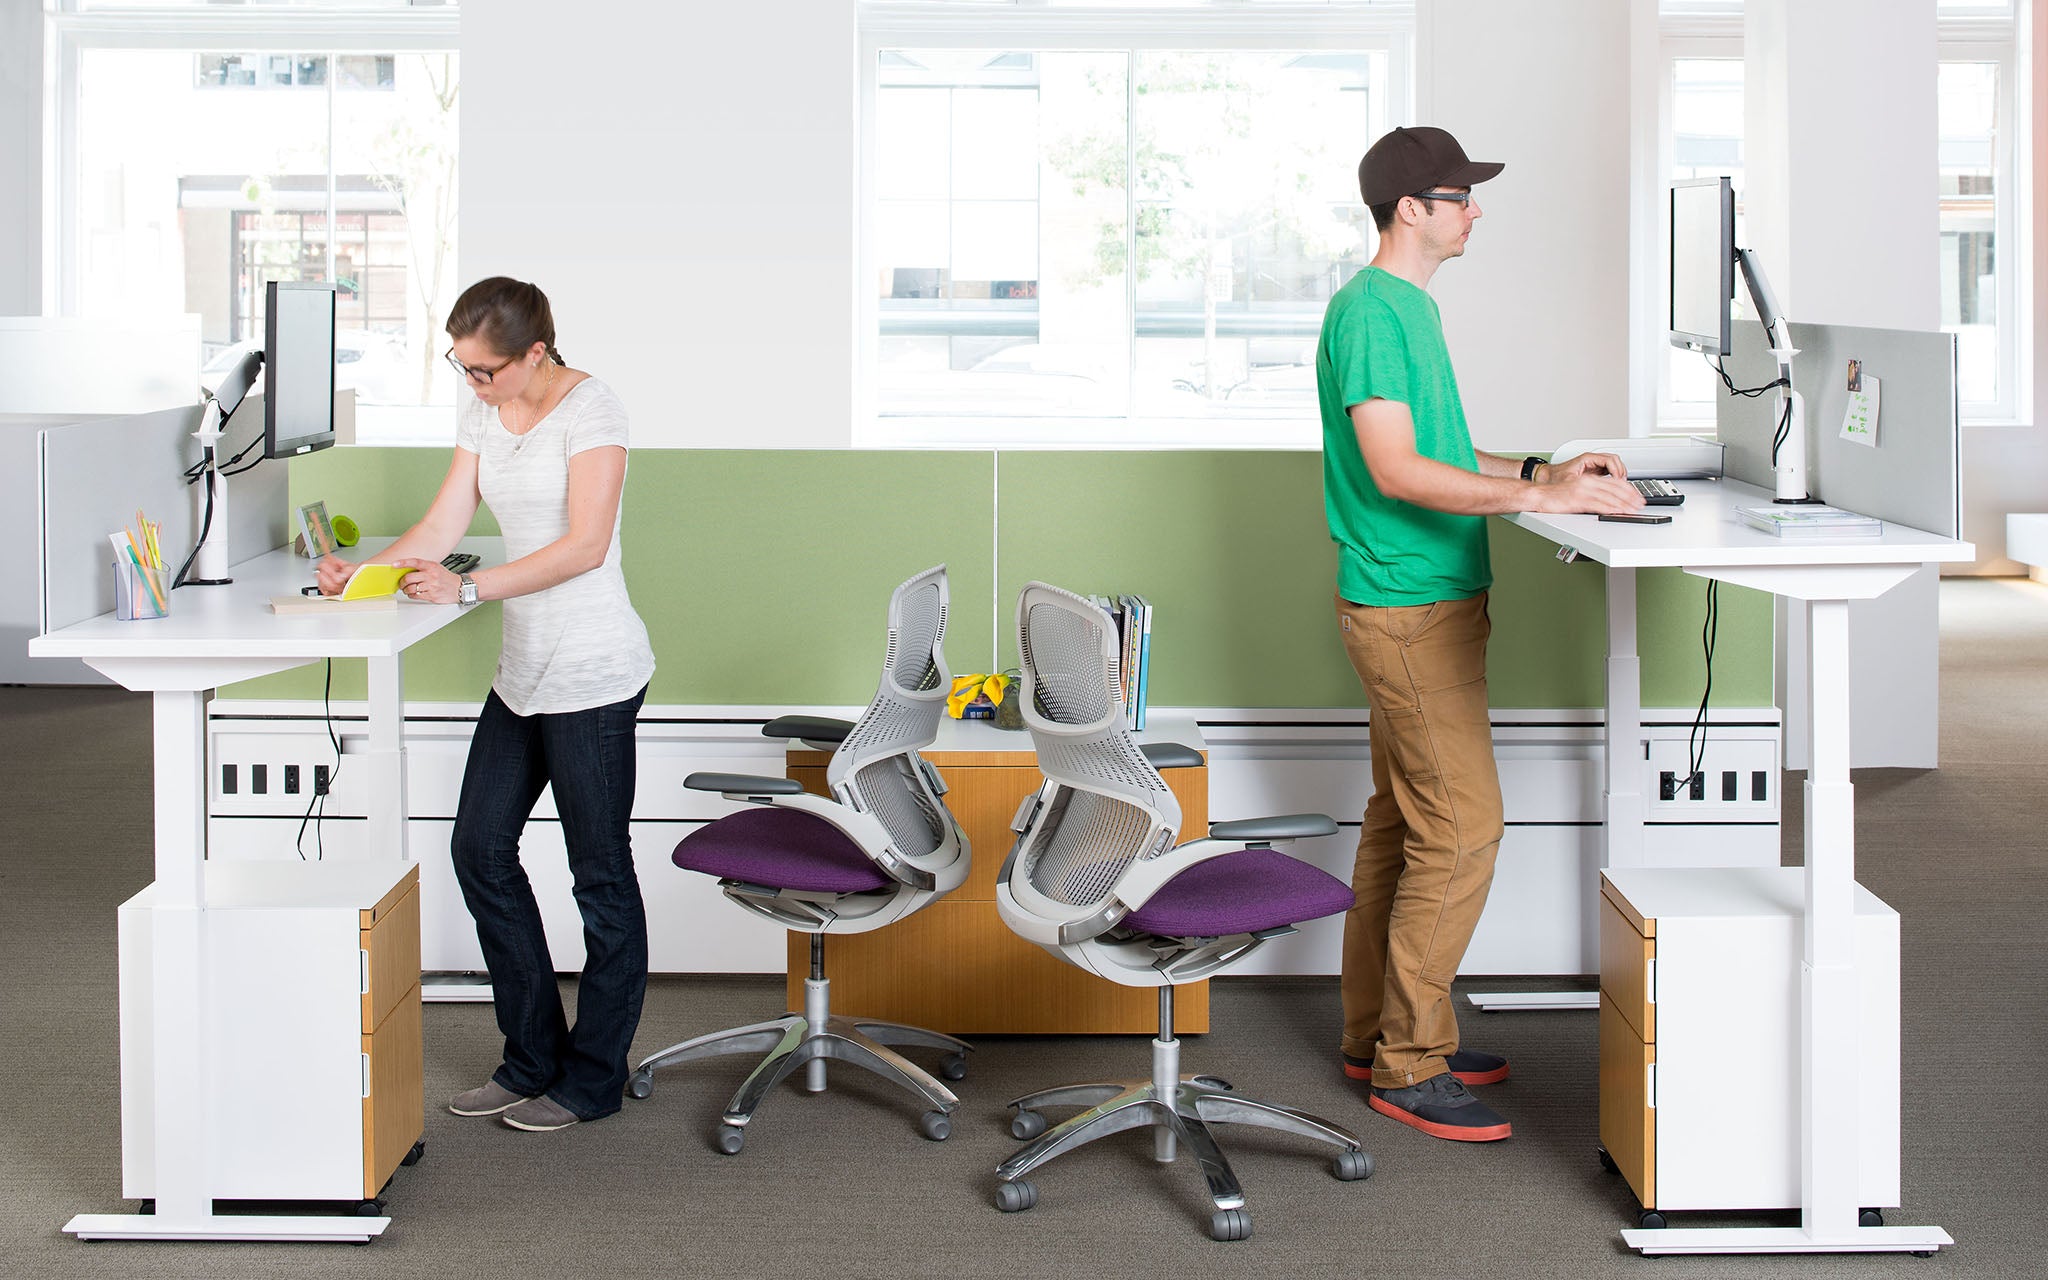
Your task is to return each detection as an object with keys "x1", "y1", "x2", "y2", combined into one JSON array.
[{"x1": 1735, "y1": 248, "x2": 1811, "y2": 503}]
